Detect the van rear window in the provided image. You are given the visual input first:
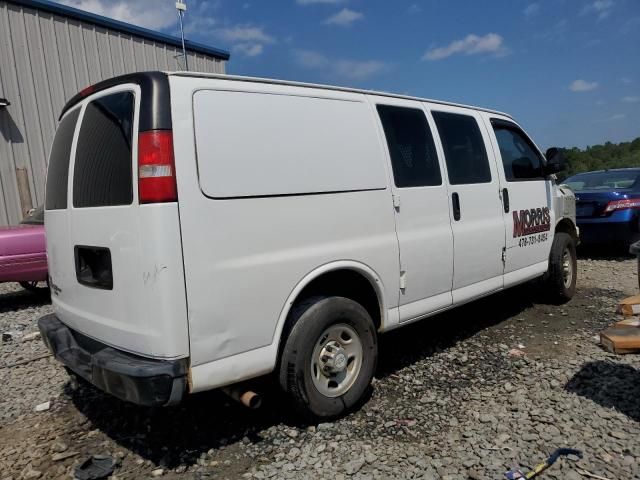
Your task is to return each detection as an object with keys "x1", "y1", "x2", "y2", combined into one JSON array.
[
  {"x1": 45, "y1": 109, "x2": 80, "y2": 210},
  {"x1": 73, "y1": 92, "x2": 134, "y2": 208}
]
